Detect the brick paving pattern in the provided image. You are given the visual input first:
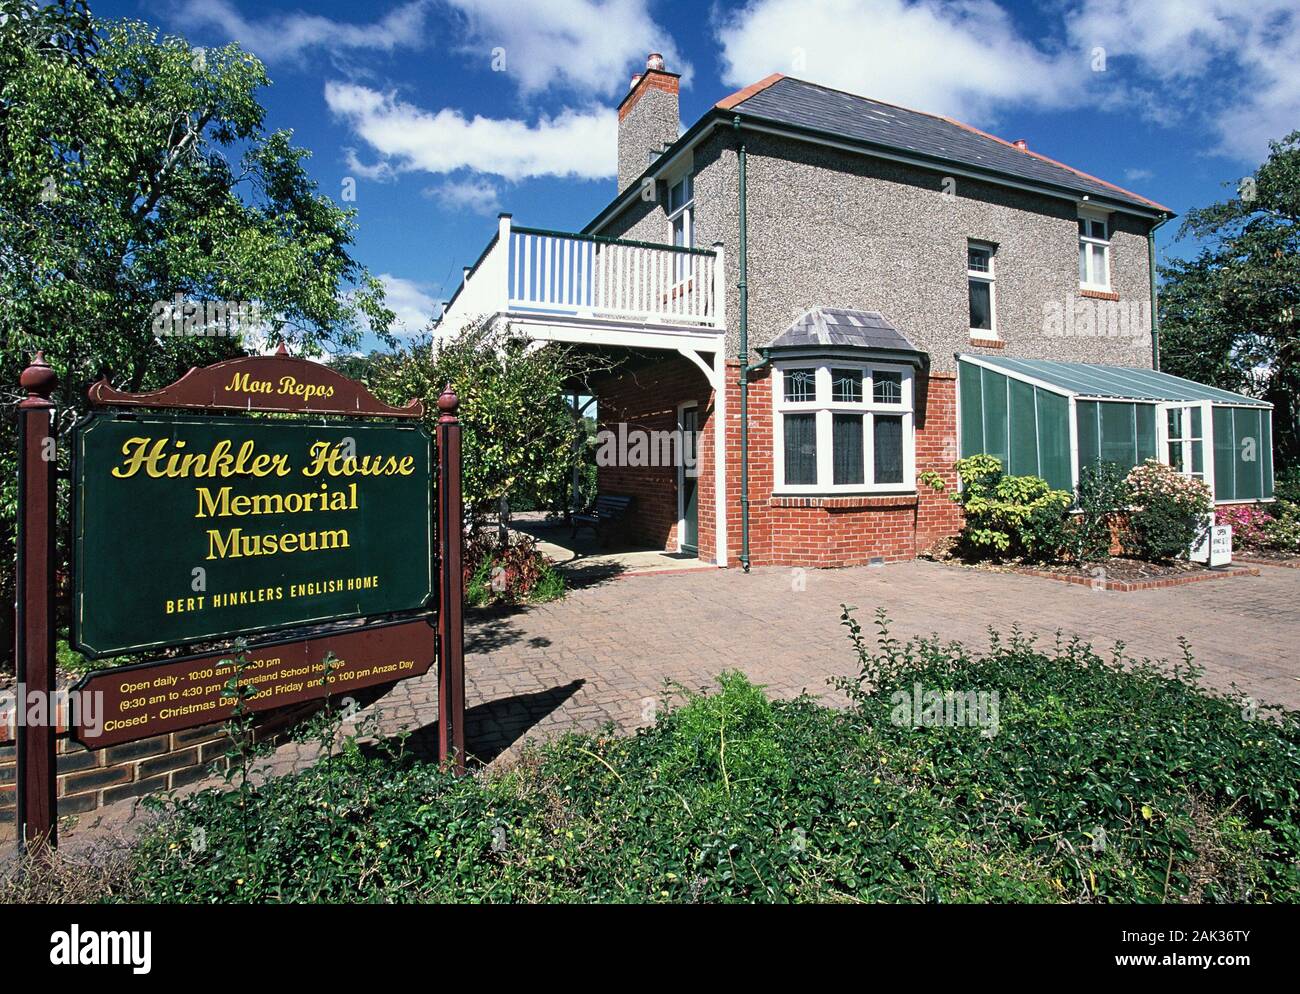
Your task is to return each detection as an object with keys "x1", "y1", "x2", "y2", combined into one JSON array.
[{"x1": 62, "y1": 560, "x2": 1300, "y2": 845}]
